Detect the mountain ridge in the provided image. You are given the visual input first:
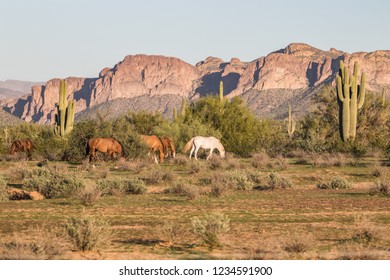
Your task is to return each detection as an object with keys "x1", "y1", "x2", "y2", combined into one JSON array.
[{"x1": 2, "y1": 43, "x2": 390, "y2": 124}]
